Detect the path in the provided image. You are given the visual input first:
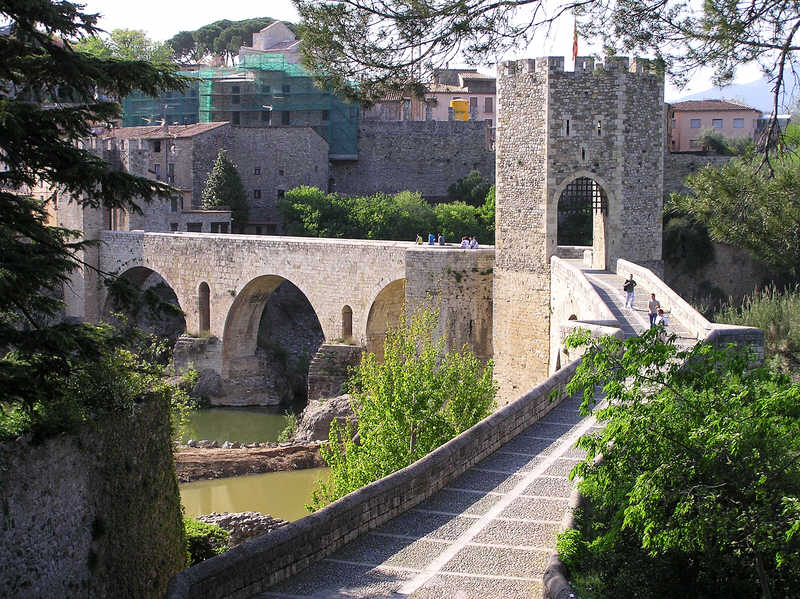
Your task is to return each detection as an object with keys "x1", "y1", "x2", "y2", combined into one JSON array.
[{"x1": 259, "y1": 265, "x2": 697, "y2": 599}]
